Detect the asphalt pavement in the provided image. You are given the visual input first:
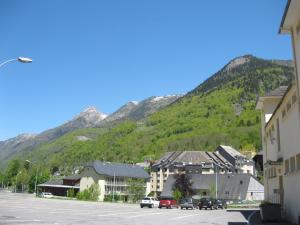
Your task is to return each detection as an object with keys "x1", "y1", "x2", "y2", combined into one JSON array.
[{"x1": 0, "y1": 192, "x2": 251, "y2": 225}]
